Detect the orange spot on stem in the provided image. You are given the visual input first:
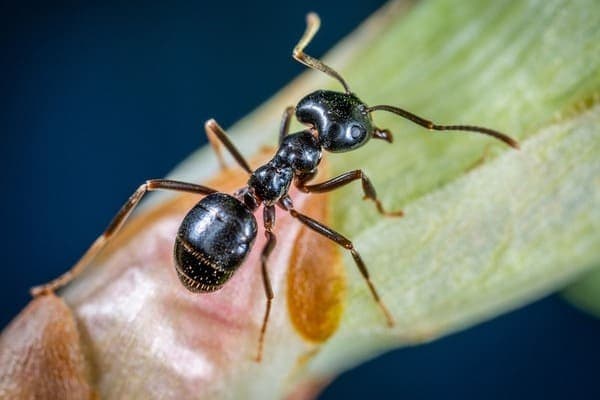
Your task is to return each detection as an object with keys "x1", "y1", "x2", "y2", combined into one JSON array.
[{"x1": 286, "y1": 194, "x2": 346, "y2": 343}]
